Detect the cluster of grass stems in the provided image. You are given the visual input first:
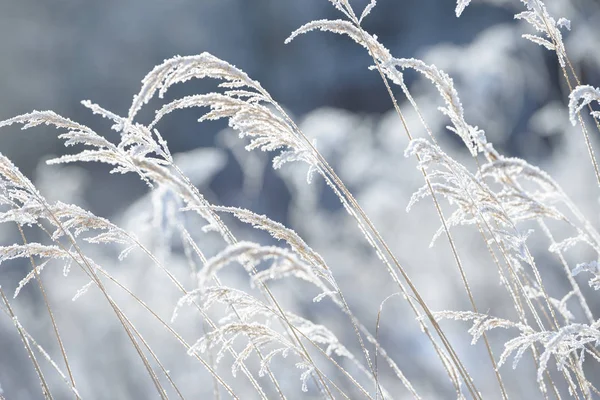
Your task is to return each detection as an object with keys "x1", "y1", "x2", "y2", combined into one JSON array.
[{"x1": 2, "y1": 0, "x2": 600, "y2": 398}]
